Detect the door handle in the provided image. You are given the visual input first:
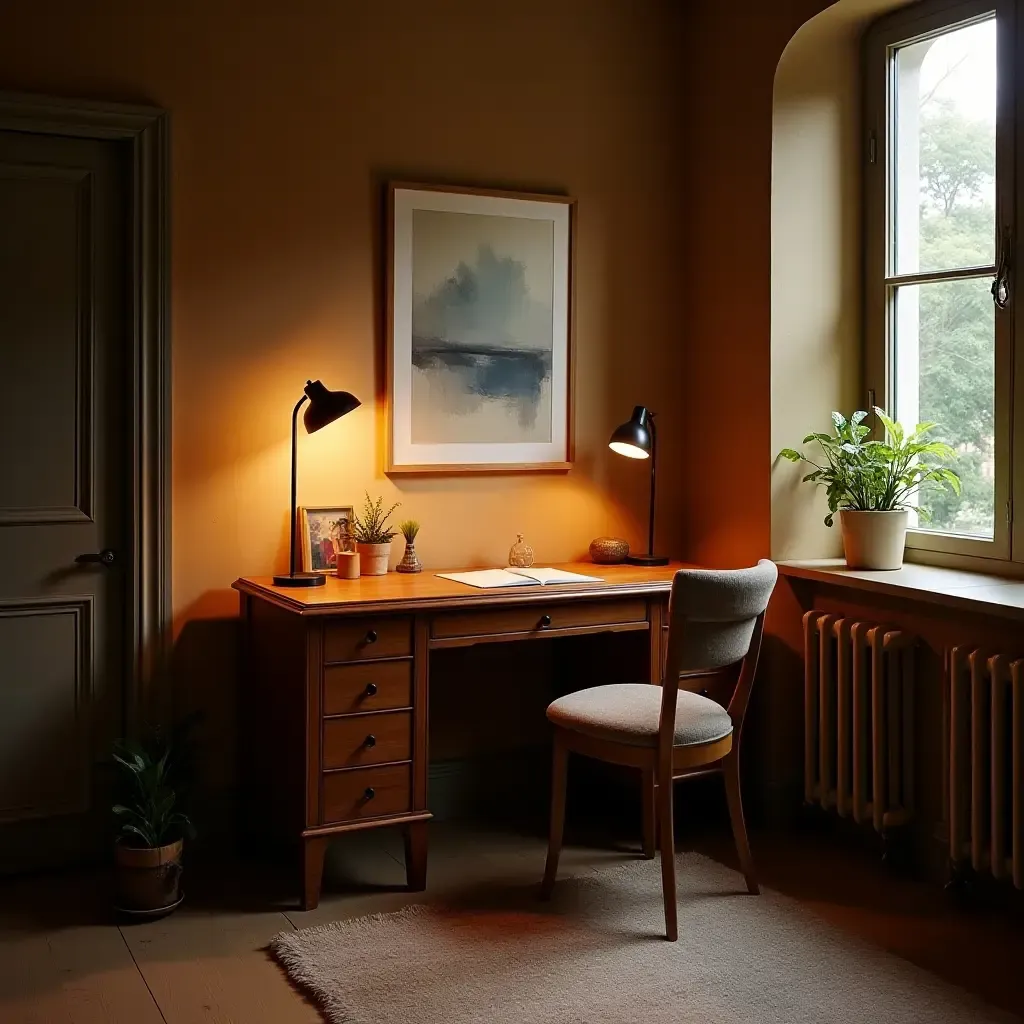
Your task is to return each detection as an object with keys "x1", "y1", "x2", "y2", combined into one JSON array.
[{"x1": 75, "y1": 549, "x2": 116, "y2": 566}]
